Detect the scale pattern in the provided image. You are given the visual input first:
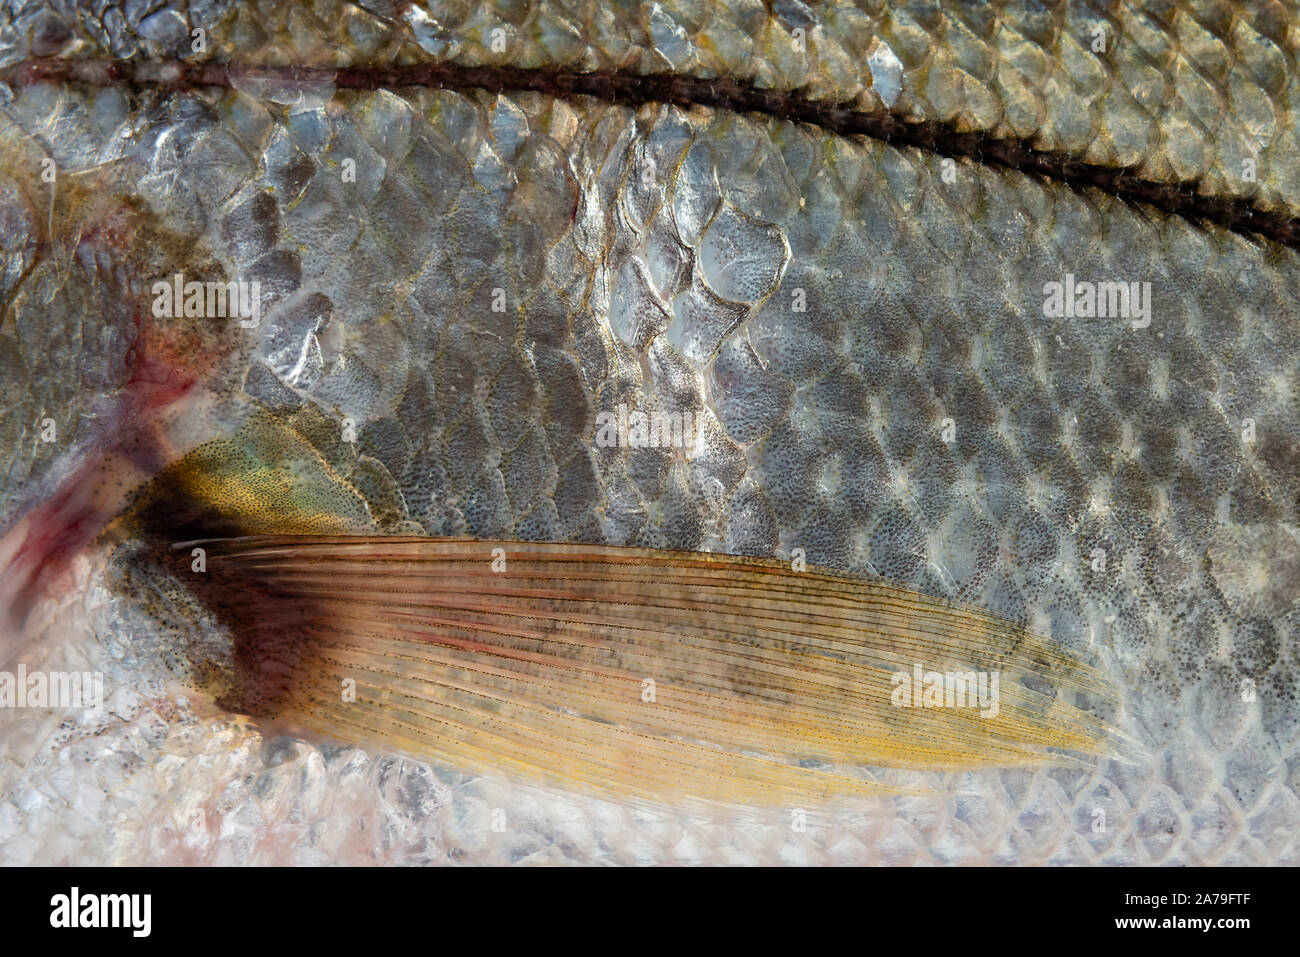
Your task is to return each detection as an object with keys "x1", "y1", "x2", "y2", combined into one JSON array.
[
  {"x1": 3, "y1": 0, "x2": 1299, "y2": 218},
  {"x1": 0, "y1": 1, "x2": 1297, "y2": 864}
]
